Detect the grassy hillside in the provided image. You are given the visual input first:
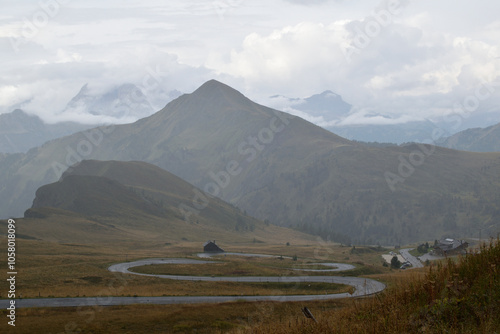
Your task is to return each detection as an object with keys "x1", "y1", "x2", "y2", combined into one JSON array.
[
  {"x1": 269, "y1": 144, "x2": 500, "y2": 245},
  {"x1": 21, "y1": 160, "x2": 315, "y2": 245},
  {"x1": 31, "y1": 174, "x2": 166, "y2": 218},
  {"x1": 233, "y1": 239, "x2": 500, "y2": 333}
]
